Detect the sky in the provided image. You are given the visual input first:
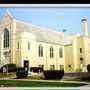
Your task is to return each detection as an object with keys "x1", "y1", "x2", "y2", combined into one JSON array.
[{"x1": 0, "y1": 7, "x2": 90, "y2": 36}]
